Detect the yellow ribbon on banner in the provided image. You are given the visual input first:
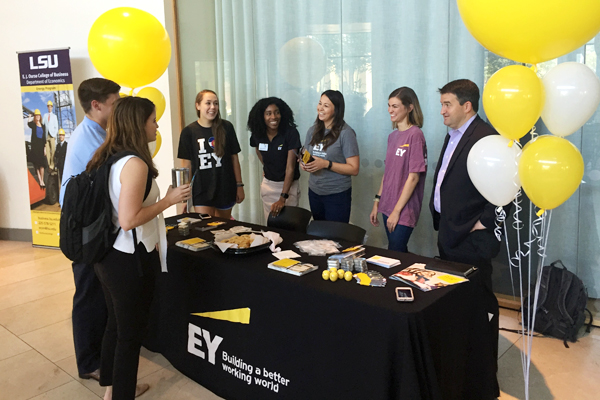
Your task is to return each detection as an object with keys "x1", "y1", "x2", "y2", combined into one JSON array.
[{"x1": 191, "y1": 308, "x2": 251, "y2": 324}]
